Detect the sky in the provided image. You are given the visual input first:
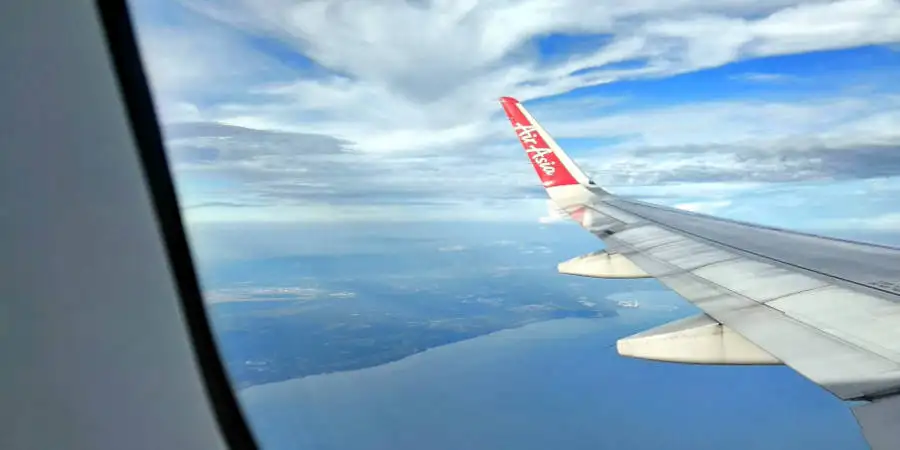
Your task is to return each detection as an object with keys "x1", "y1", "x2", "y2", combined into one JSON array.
[{"x1": 129, "y1": 0, "x2": 900, "y2": 232}]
